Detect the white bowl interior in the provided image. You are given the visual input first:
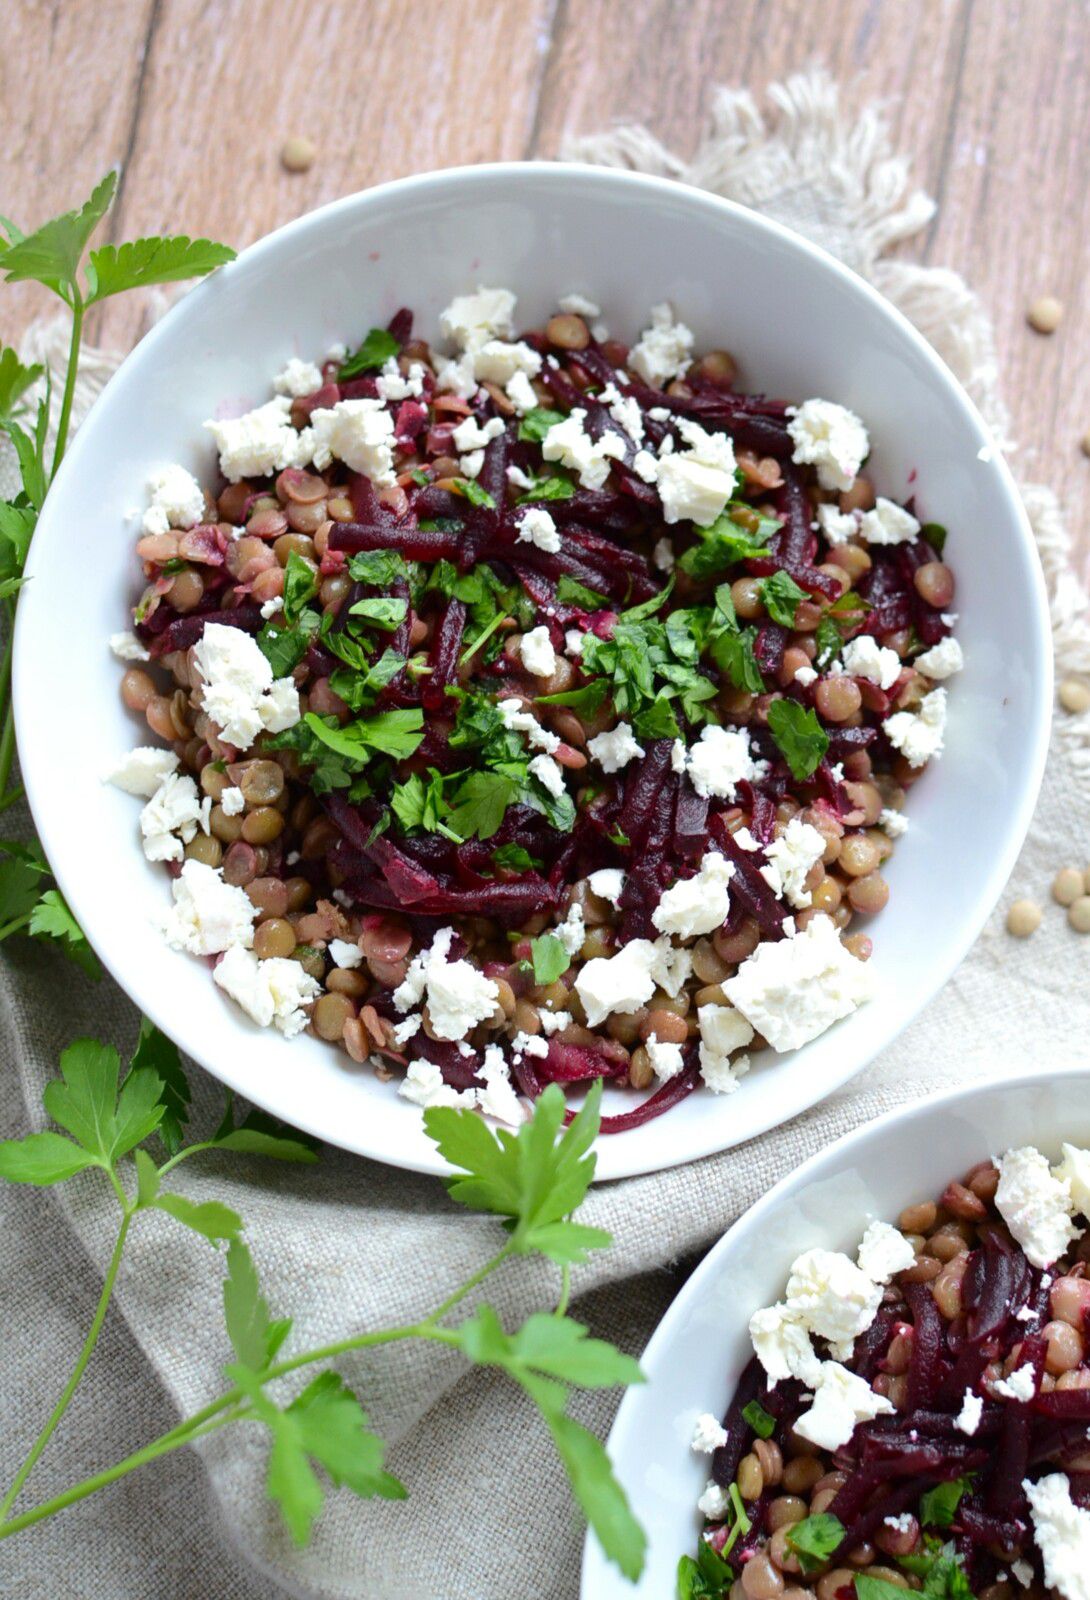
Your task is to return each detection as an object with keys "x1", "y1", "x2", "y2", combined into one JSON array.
[
  {"x1": 581, "y1": 1068, "x2": 1090, "y2": 1595},
  {"x1": 14, "y1": 165, "x2": 1051, "y2": 1180}
]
